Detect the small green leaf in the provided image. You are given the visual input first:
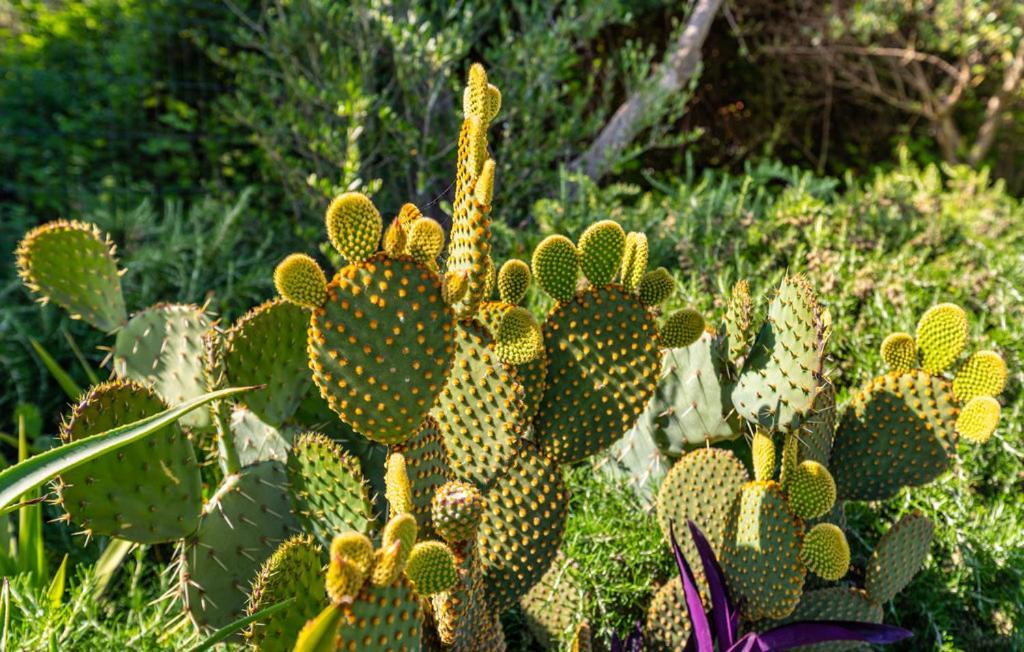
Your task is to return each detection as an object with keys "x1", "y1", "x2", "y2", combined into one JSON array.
[
  {"x1": 29, "y1": 338, "x2": 83, "y2": 400},
  {"x1": 46, "y1": 555, "x2": 68, "y2": 609},
  {"x1": 293, "y1": 605, "x2": 343, "y2": 652},
  {"x1": 186, "y1": 597, "x2": 296, "y2": 652}
]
